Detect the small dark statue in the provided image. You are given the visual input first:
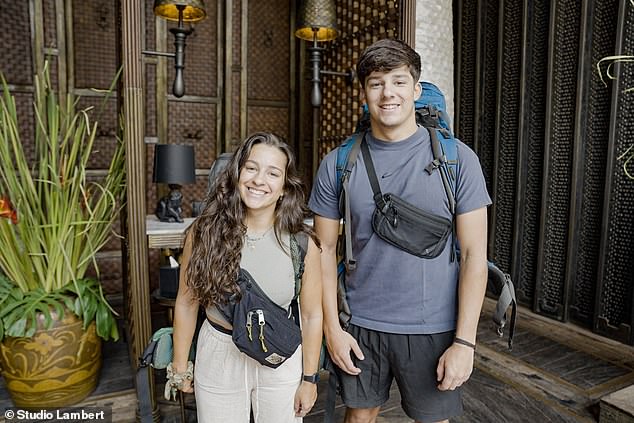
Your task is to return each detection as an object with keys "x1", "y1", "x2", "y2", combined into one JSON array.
[{"x1": 155, "y1": 186, "x2": 184, "y2": 223}]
